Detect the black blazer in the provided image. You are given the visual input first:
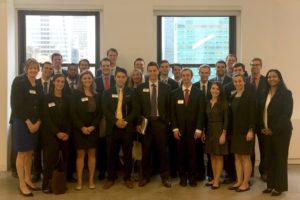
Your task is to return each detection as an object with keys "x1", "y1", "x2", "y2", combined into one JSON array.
[
  {"x1": 224, "y1": 81, "x2": 256, "y2": 102},
  {"x1": 229, "y1": 86, "x2": 256, "y2": 134},
  {"x1": 136, "y1": 81, "x2": 171, "y2": 124},
  {"x1": 170, "y1": 86, "x2": 205, "y2": 134},
  {"x1": 95, "y1": 75, "x2": 115, "y2": 94},
  {"x1": 192, "y1": 80, "x2": 212, "y2": 100},
  {"x1": 51, "y1": 69, "x2": 67, "y2": 77},
  {"x1": 36, "y1": 78, "x2": 54, "y2": 95},
  {"x1": 102, "y1": 86, "x2": 139, "y2": 135},
  {"x1": 42, "y1": 94, "x2": 71, "y2": 137},
  {"x1": 159, "y1": 77, "x2": 179, "y2": 91},
  {"x1": 10, "y1": 74, "x2": 26, "y2": 123},
  {"x1": 210, "y1": 75, "x2": 232, "y2": 86},
  {"x1": 71, "y1": 90, "x2": 102, "y2": 130},
  {"x1": 260, "y1": 87, "x2": 293, "y2": 134},
  {"x1": 11, "y1": 76, "x2": 43, "y2": 122}
]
